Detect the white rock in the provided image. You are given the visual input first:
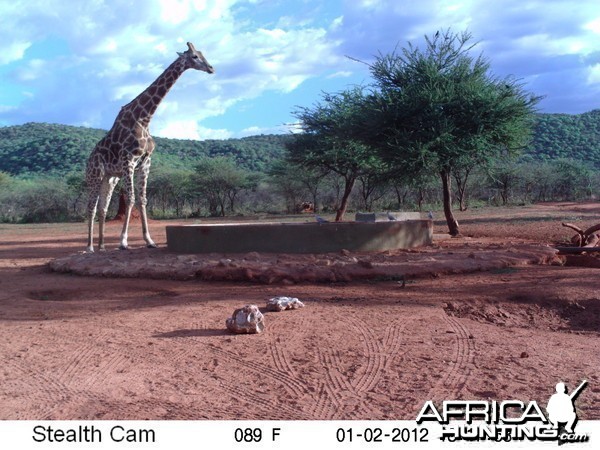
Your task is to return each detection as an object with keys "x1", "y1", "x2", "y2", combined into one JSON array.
[
  {"x1": 226, "y1": 305, "x2": 265, "y2": 334},
  {"x1": 266, "y1": 296, "x2": 305, "y2": 312}
]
